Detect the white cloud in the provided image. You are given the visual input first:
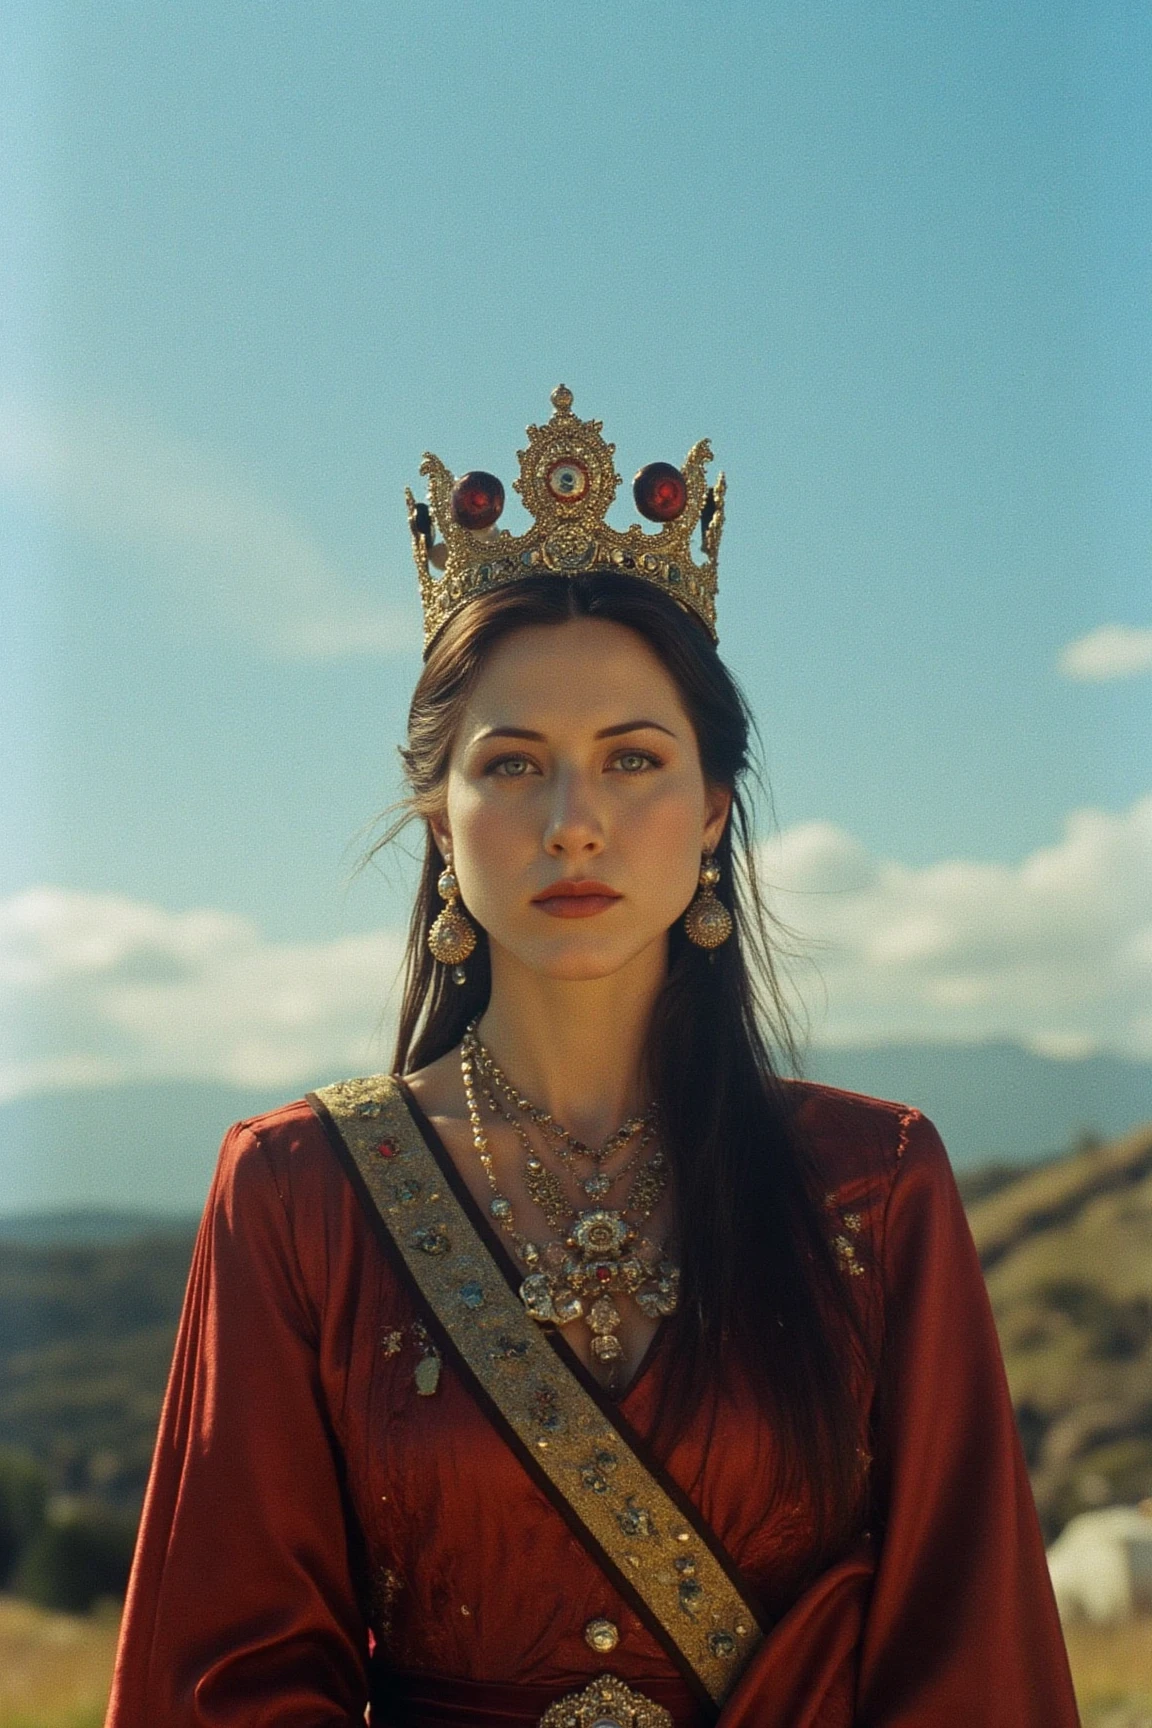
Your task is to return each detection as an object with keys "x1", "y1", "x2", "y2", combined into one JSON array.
[
  {"x1": 761, "y1": 794, "x2": 1152, "y2": 1059},
  {"x1": 1058, "y1": 624, "x2": 1152, "y2": 682},
  {"x1": 0, "y1": 888, "x2": 406, "y2": 1103},
  {"x1": 0, "y1": 396, "x2": 421, "y2": 658}
]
